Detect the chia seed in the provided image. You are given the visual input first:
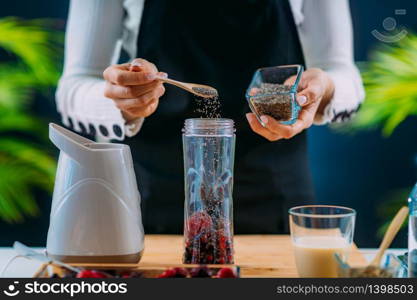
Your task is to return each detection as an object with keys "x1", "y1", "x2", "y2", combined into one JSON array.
[
  {"x1": 193, "y1": 88, "x2": 222, "y2": 119},
  {"x1": 249, "y1": 83, "x2": 293, "y2": 121},
  {"x1": 192, "y1": 86, "x2": 218, "y2": 98}
]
